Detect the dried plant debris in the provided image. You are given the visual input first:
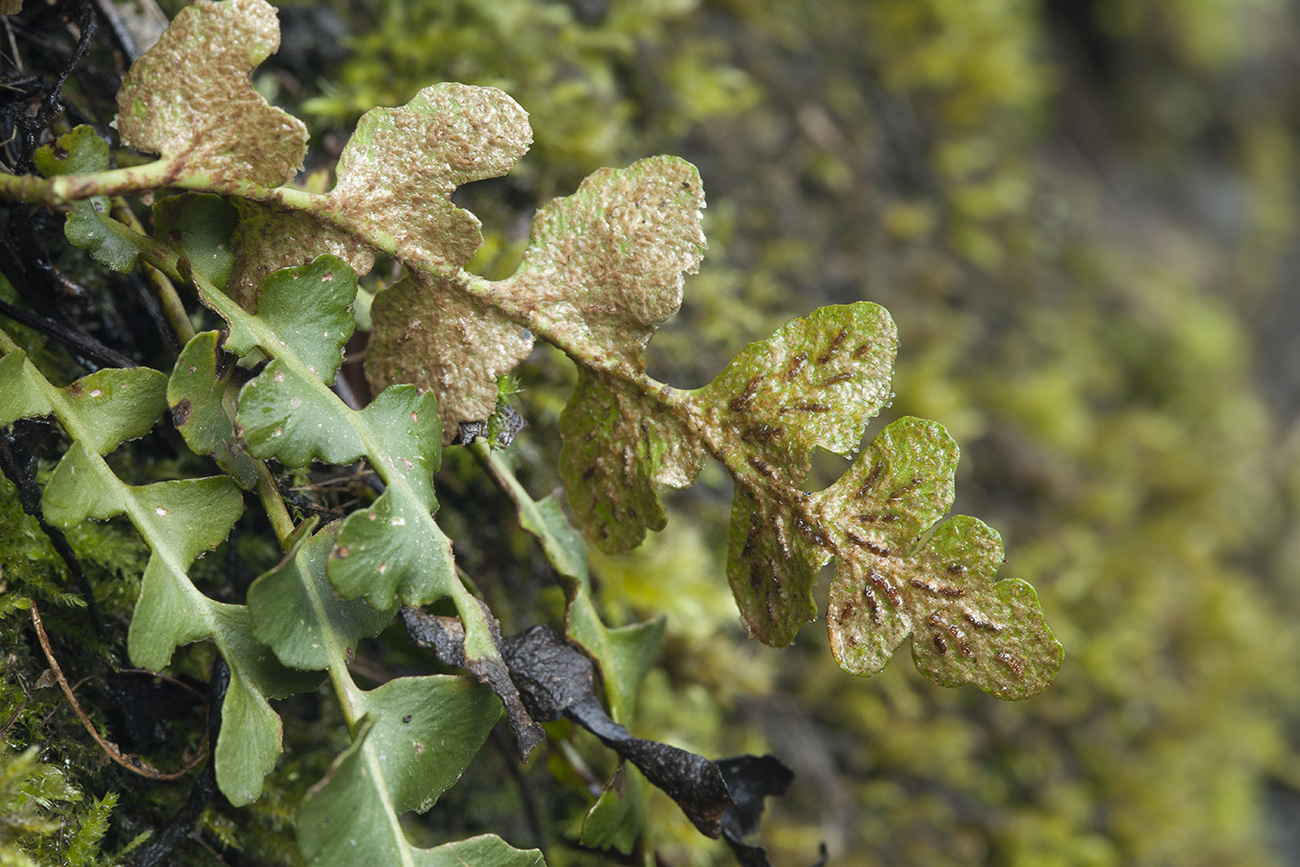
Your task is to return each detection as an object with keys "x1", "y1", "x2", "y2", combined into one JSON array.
[{"x1": 405, "y1": 611, "x2": 804, "y2": 865}]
